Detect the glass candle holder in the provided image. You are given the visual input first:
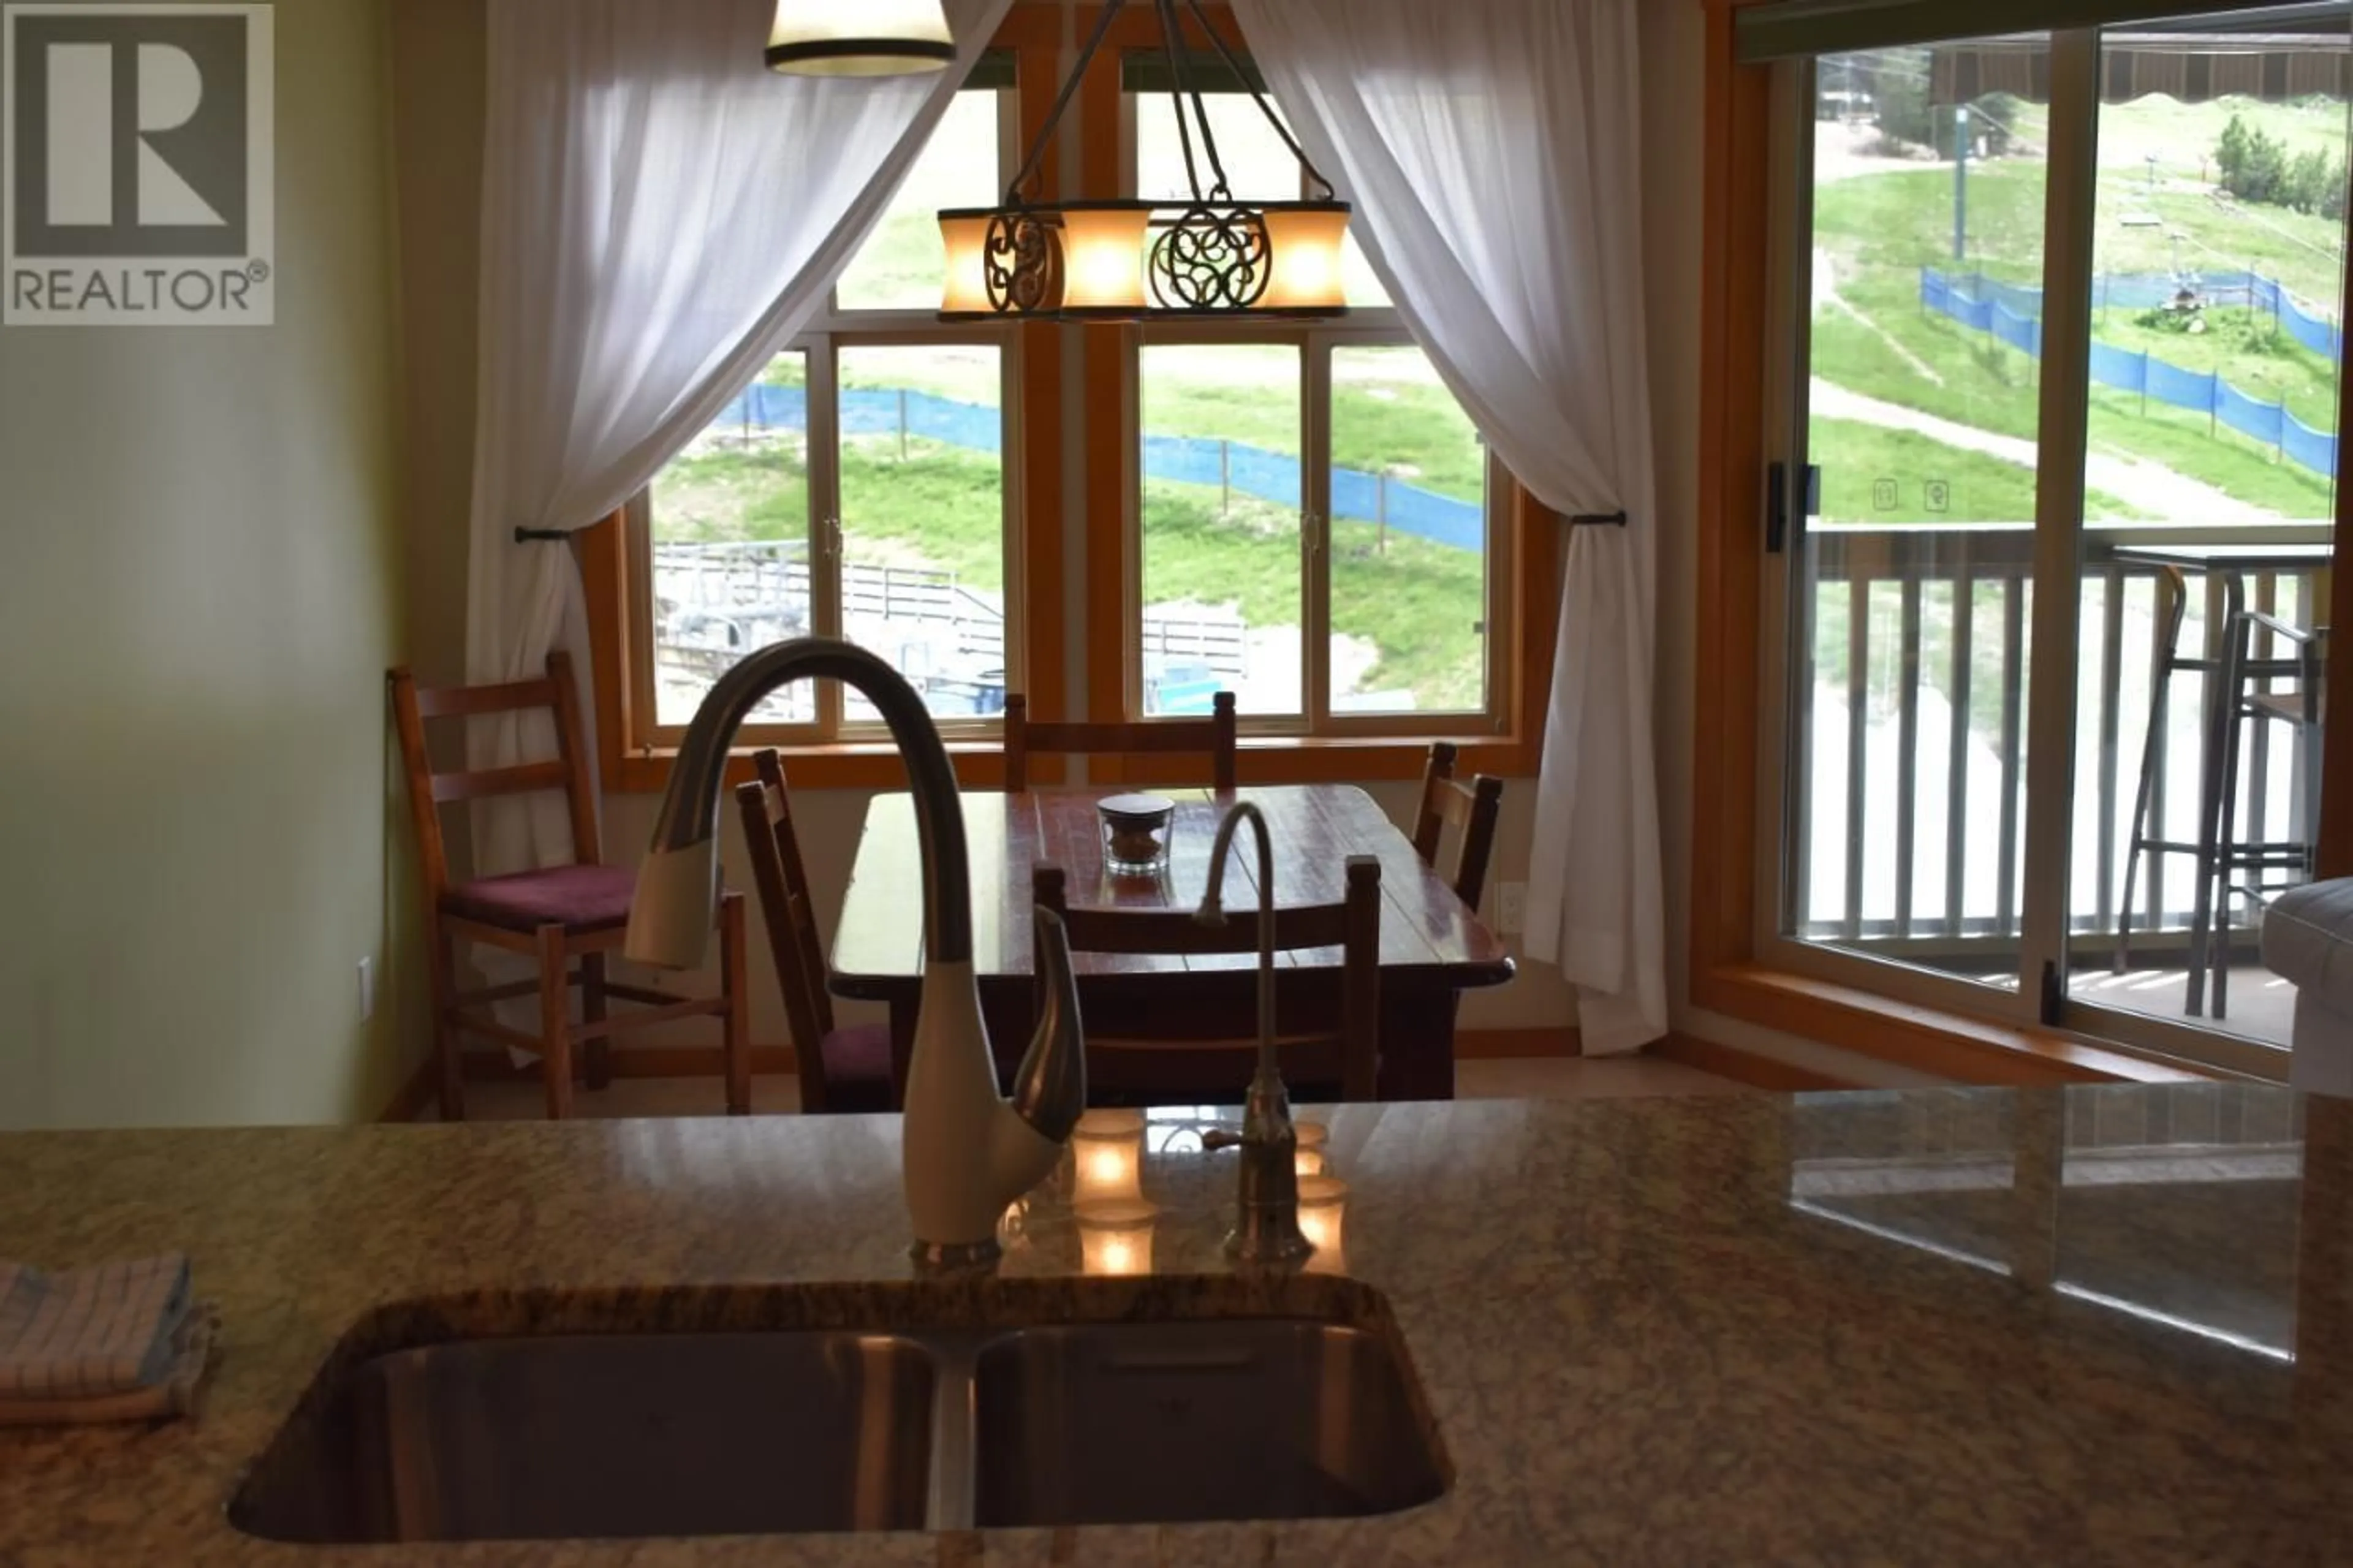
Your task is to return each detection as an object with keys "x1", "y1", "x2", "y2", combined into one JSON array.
[
  {"x1": 1296, "y1": 1175, "x2": 1349, "y2": 1257},
  {"x1": 1294, "y1": 1120, "x2": 1328, "y2": 1151},
  {"x1": 1069, "y1": 1108, "x2": 1146, "y2": 1205},
  {"x1": 1294, "y1": 1147, "x2": 1327, "y2": 1179},
  {"x1": 1098, "y1": 792, "x2": 1175, "y2": 875},
  {"x1": 1077, "y1": 1199, "x2": 1159, "y2": 1277}
]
